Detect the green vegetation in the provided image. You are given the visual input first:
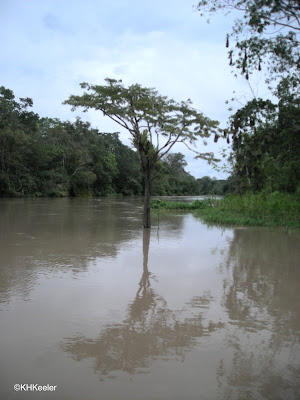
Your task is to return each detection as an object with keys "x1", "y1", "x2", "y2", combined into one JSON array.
[
  {"x1": 0, "y1": 86, "x2": 230, "y2": 200},
  {"x1": 152, "y1": 155, "x2": 234, "y2": 196},
  {"x1": 0, "y1": 86, "x2": 142, "y2": 197},
  {"x1": 151, "y1": 191, "x2": 300, "y2": 230},
  {"x1": 197, "y1": 0, "x2": 300, "y2": 195},
  {"x1": 151, "y1": 198, "x2": 214, "y2": 210},
  {"x1": 64, "y1": 78, "x2": 220, "y2": 227}
]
